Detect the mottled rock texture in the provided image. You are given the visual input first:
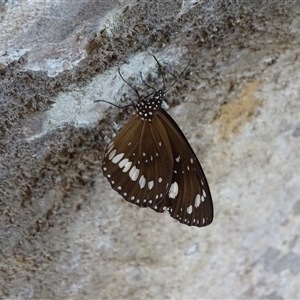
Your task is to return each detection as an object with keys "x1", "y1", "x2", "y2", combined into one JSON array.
[{"x1": 1, "y1": 0, "x2": 300, "y2": 299}]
